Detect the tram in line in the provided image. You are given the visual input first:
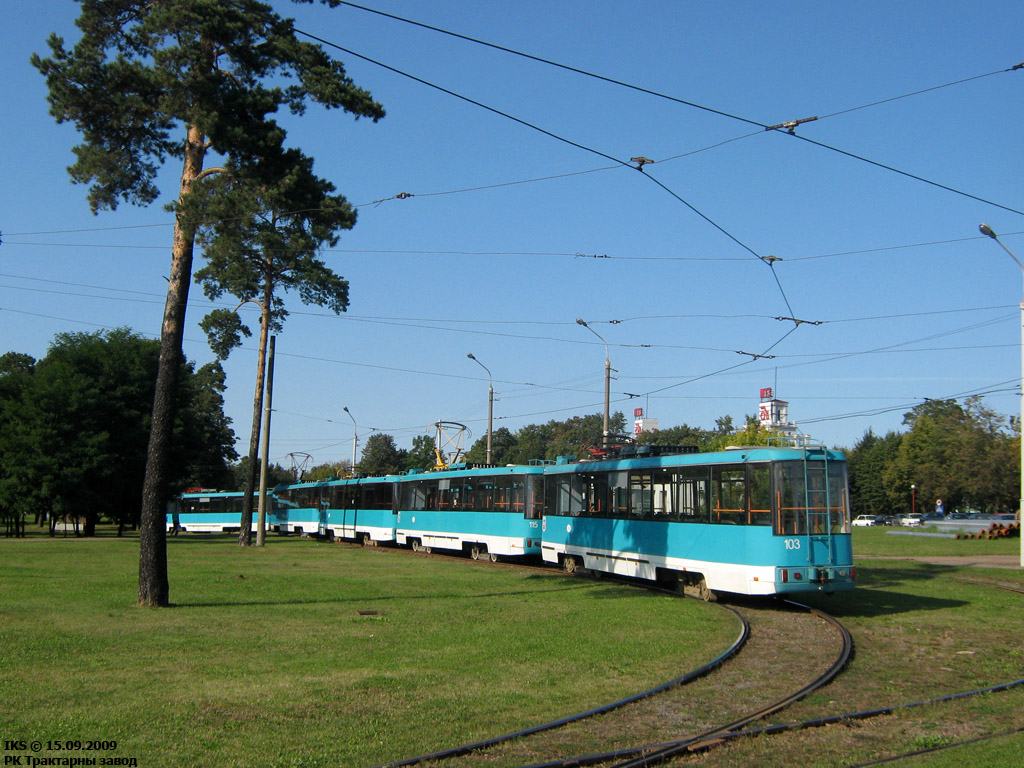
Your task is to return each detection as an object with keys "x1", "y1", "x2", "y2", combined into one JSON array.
[{"x1": 168, "y1": 442, "x2": 854, "y2": 599}]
